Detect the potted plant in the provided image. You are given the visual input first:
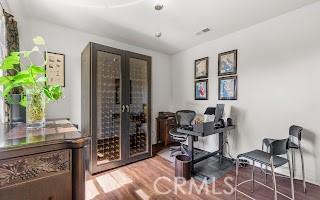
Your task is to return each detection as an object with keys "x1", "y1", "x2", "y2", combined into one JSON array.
[{"x1": 0, "y1": 36, "x2": 63, "y2": 128}]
